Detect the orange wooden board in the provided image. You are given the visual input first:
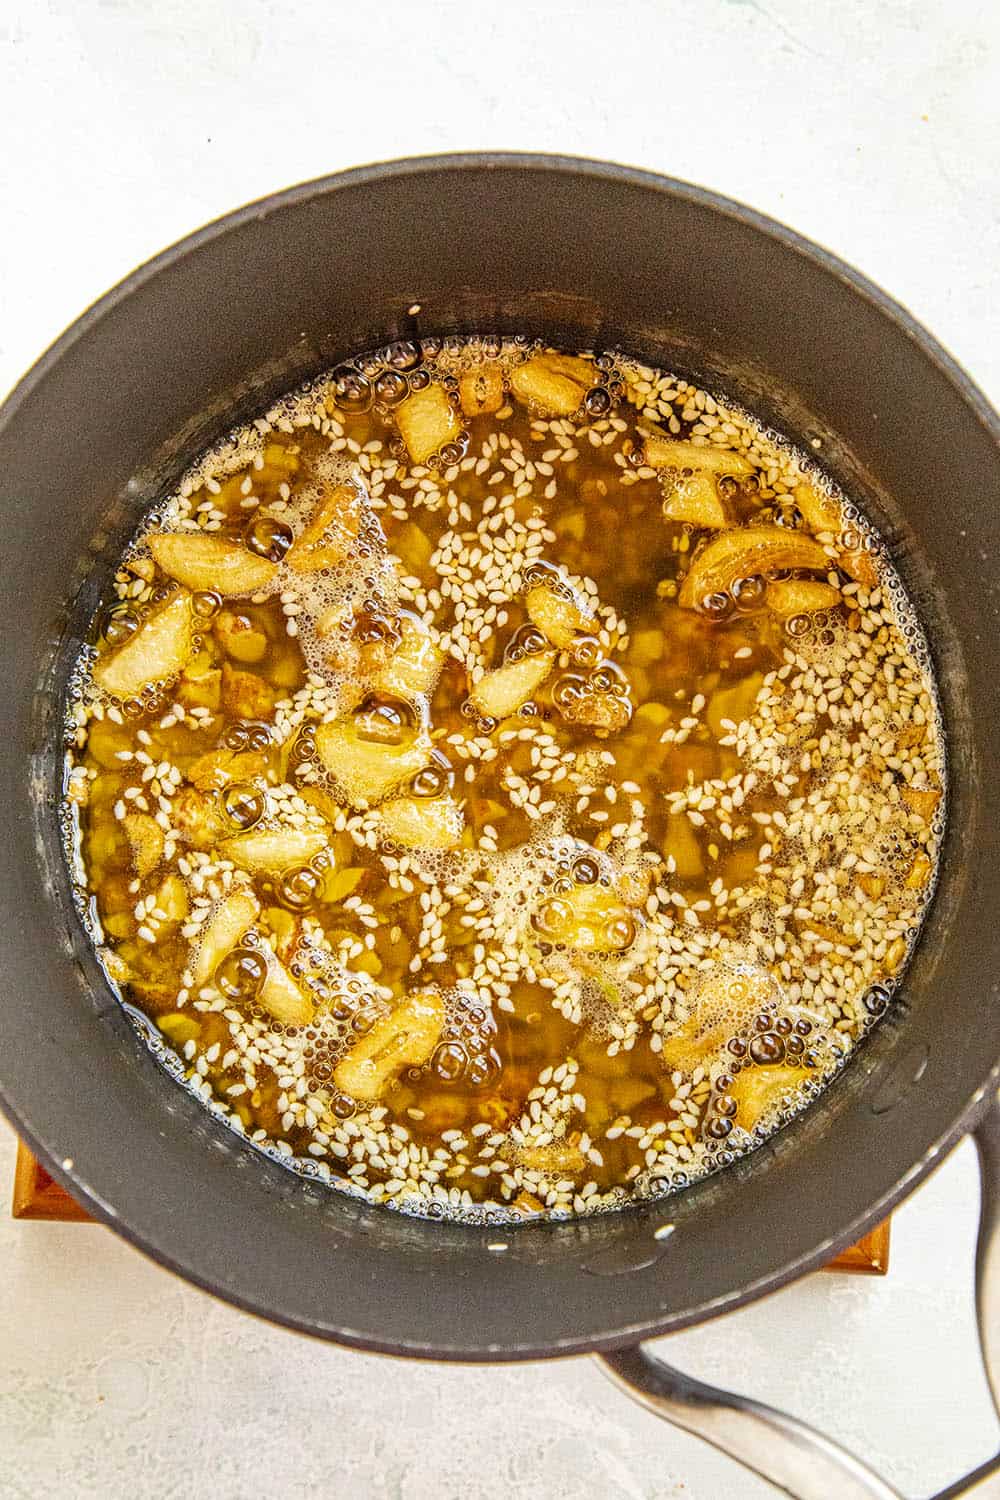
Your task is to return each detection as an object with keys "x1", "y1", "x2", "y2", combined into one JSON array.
[
  {"x1": 12, "y1": 1142, "x2": 92, "y2": 1223},
  {"x1": 11, "y1": 1138, "x2": 890, "y2": 1272}
]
